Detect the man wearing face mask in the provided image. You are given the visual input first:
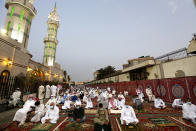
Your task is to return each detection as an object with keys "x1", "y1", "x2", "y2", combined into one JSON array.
[
  {"x1": 182, "y1": 99, "x2": 196, "y2": 125},
  {"x1": 72, "y1": 102, "x2": 85, "y2": 123},
  {"x1": 41, "y1": 102, "x2": 59, "y2": 124},
  {"x1": 13, "y1": 95, "x2": 36, "y2": 126},
  {"x1": 46, "y1": 95, "x2": 57, "y2": 110},
  {"x1": 31, "y1": 101, "x2": 45, "y2": 123}
]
